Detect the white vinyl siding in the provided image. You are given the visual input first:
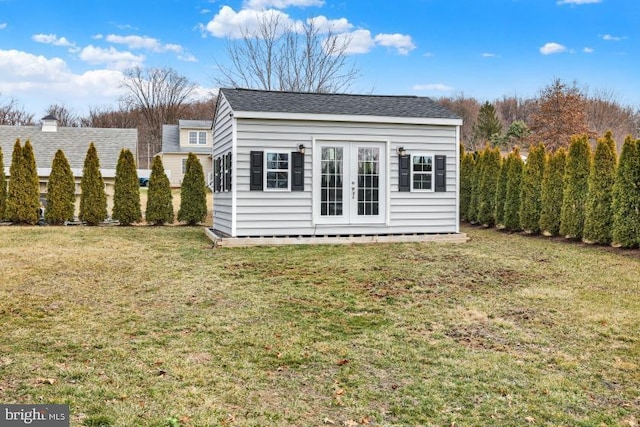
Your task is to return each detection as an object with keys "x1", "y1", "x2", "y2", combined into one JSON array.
[{"x1": 212, "y1": 95, "x2": 235, "y2": 236}]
